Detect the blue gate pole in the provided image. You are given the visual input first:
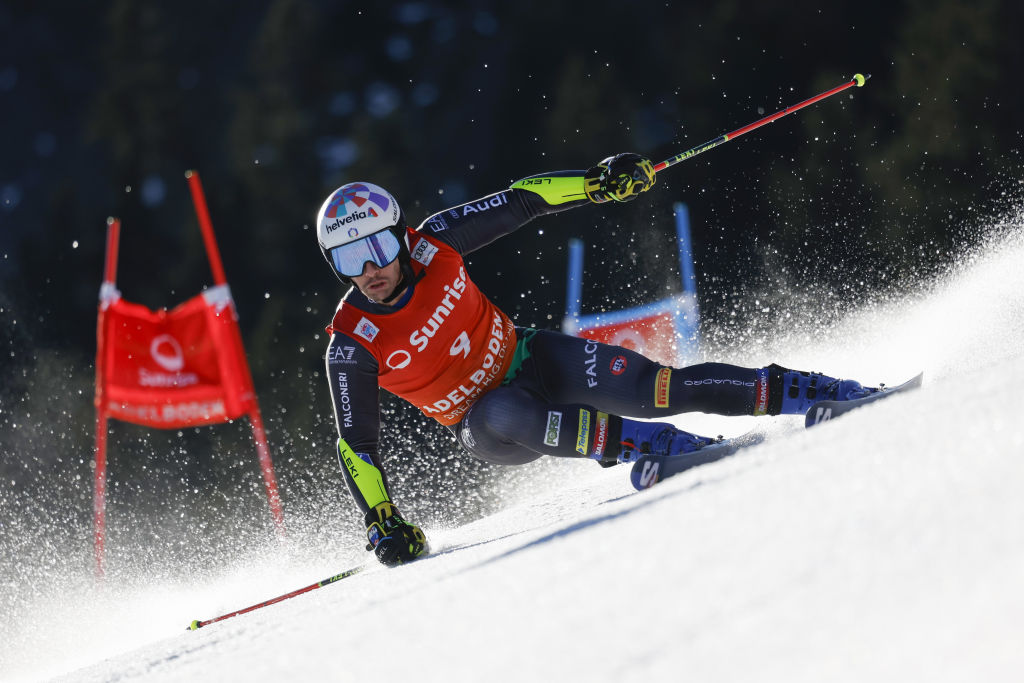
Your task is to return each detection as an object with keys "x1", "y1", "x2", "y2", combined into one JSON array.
[
  {"x1": 673, "y1": 202, "x2": 700, "y2": 359},
  {"x1": 674, "y1": 202, "x2": 697, "y2": 297},
  {"x1": 565, "y1": 238, "x2": 584, "y2": 323}
]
